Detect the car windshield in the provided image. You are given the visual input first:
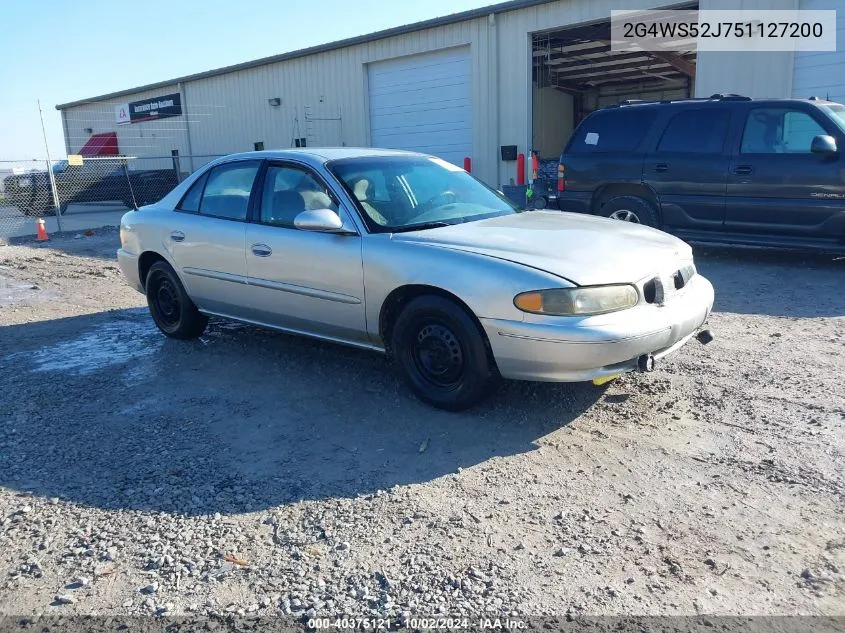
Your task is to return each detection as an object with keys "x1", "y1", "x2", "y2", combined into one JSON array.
[
  {"x1": 327, "y1": 155, "x2": 518, "y2": 232},
  {"x1": 820, "y1": 104, "x2": 845, "y2": 131}
]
